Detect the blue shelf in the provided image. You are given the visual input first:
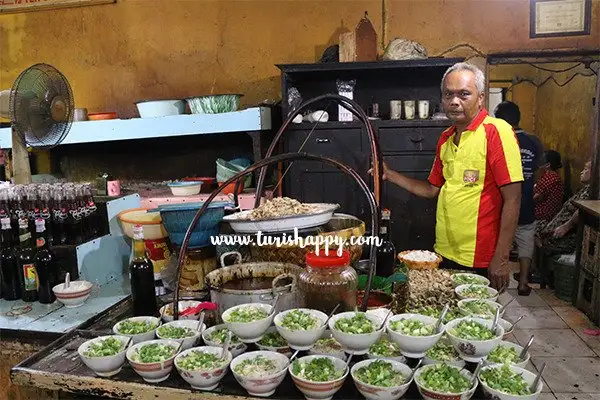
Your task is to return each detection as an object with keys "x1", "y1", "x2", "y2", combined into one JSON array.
[{"x1": 0, "y1": 107, "x2": 272, "y2": 148}]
